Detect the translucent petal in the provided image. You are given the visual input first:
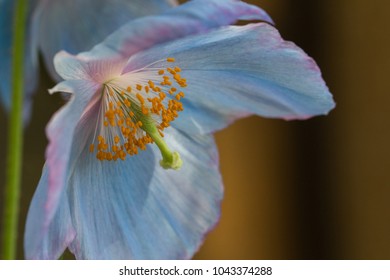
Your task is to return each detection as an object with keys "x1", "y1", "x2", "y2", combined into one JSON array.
[
  {"x1": 66, "y1": 127, "x2": 222, "y2": 259},
  {"x1": 124, "y1": 24, "x2": 335, "y2": 134},
  {"x1": 86, "y1": 0, "x2": 272, "y2": 60},
  {"x1": 24, "y1": 165, "x2": 76, "y2": 259},
  {"x1": 33, "y1": 0, "x2": 177, "y2": 81},
  {"x1": 44, "y1": 80, "x2": 100, "y2": 229},
  {"x1": 53, "y1": 51, "x2": 126, "y2": 83}
]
